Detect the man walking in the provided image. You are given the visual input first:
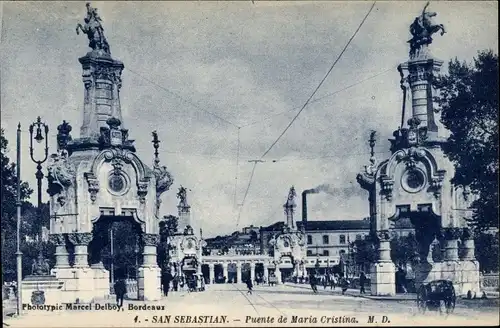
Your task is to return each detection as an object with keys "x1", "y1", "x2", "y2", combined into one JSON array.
[
  {"x1": 113, "y1": 277, "x2": 127, "y2": 308},
  {"x1": 161, "y1": 270, "x2": 173, "y2": 297},
  {"x1": 246, "y1": 277, "x2": 253, "y2": 295}
]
